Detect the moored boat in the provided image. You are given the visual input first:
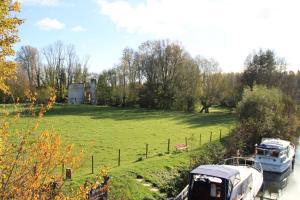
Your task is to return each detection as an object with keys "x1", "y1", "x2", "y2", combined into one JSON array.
[
  {"x1": 255, "y1": 138, "x2": 295, "y2": 173},
  {"x1": 171, "y1": 157, "x2": 263, "y2": 200}
]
